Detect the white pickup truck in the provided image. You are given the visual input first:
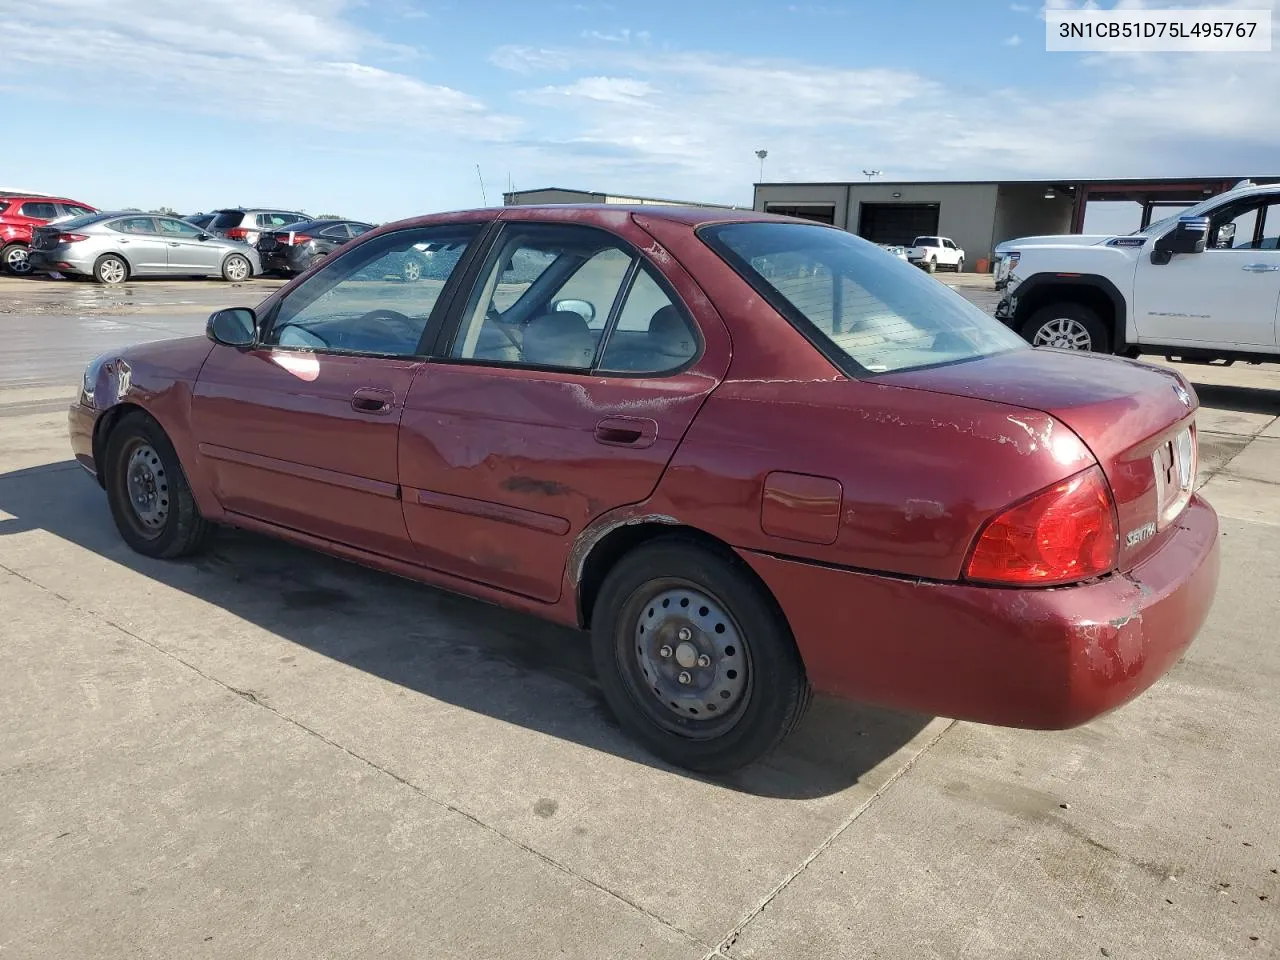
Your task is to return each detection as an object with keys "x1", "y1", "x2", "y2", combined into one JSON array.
[
  {"x1": 906, "y1": 236, "x2": 965, "y2": 273},
  {"x1": 992, "y1": 179, "x2": 1280, "y2": 363}
]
